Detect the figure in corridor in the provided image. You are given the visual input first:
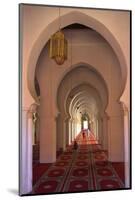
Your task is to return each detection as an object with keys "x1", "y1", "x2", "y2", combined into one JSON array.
[
  {"x1": 73, "y1": 140, "x2": 78, "y2": 150},
  {"x1": 82, "y1": 131, "x2": 85, "y2": 139}
]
